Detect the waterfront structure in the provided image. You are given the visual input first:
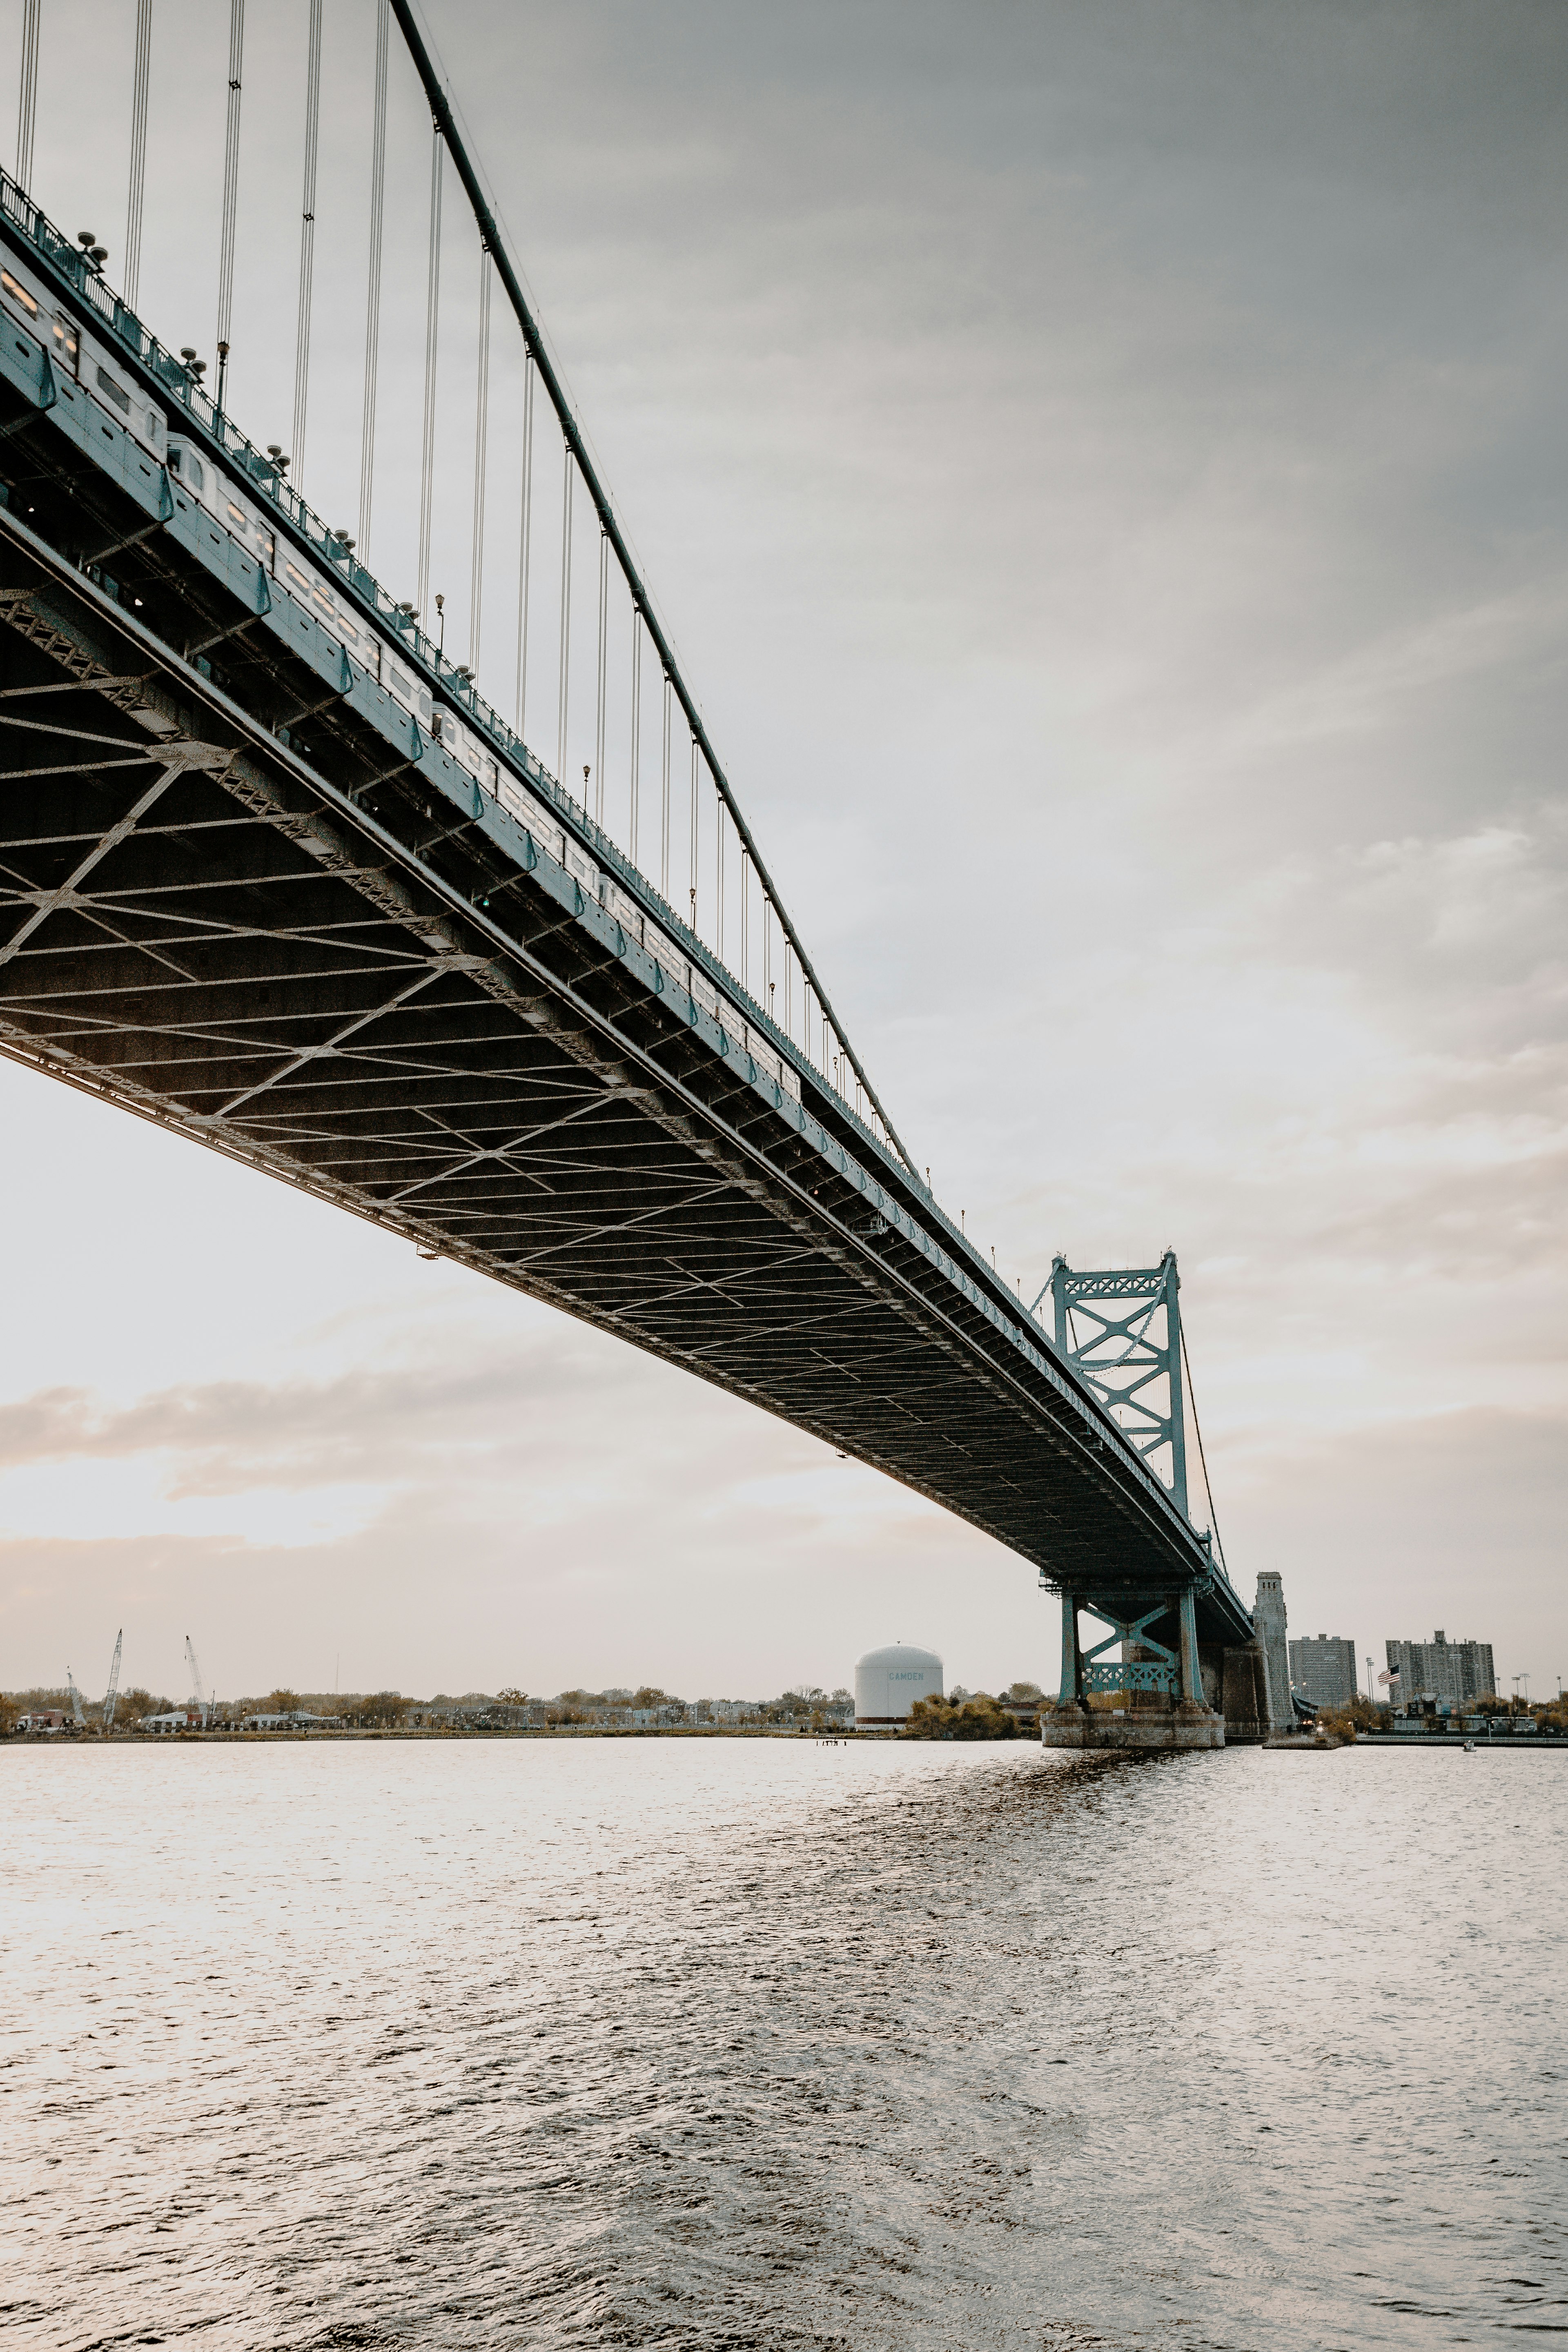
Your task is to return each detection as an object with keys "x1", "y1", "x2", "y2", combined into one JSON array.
[
  {"x1": 1385, "y1": 1633, "x2": 1494, "y2": 1708},
  {"x1": 238, "y1": 1710, "x2": 344, "y2": 1732},
  {"x1": 1289, "y1": 1635, "x2": 1358, "y2": 1709},
  {"x1": 855, "y1": 1645, "x2": 943, "y2": 1725}
]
